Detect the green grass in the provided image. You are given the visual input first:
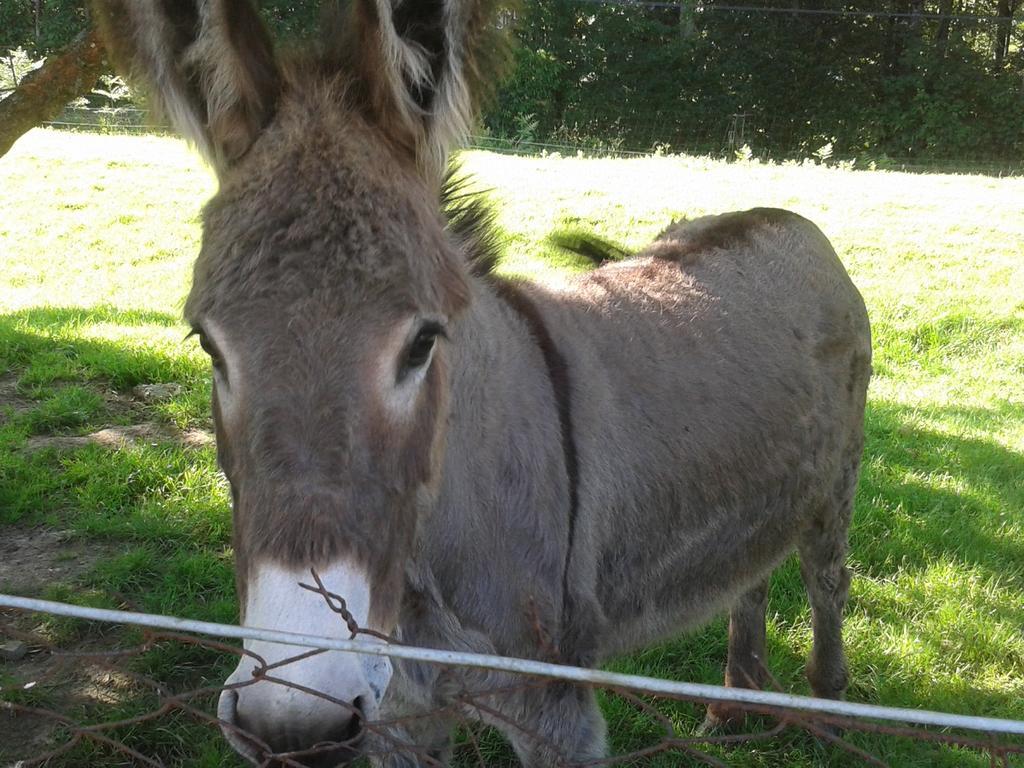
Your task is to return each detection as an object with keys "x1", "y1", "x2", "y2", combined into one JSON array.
[{"x1": 1, "y1": 129, "x2": 1023, "y2": 767}]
